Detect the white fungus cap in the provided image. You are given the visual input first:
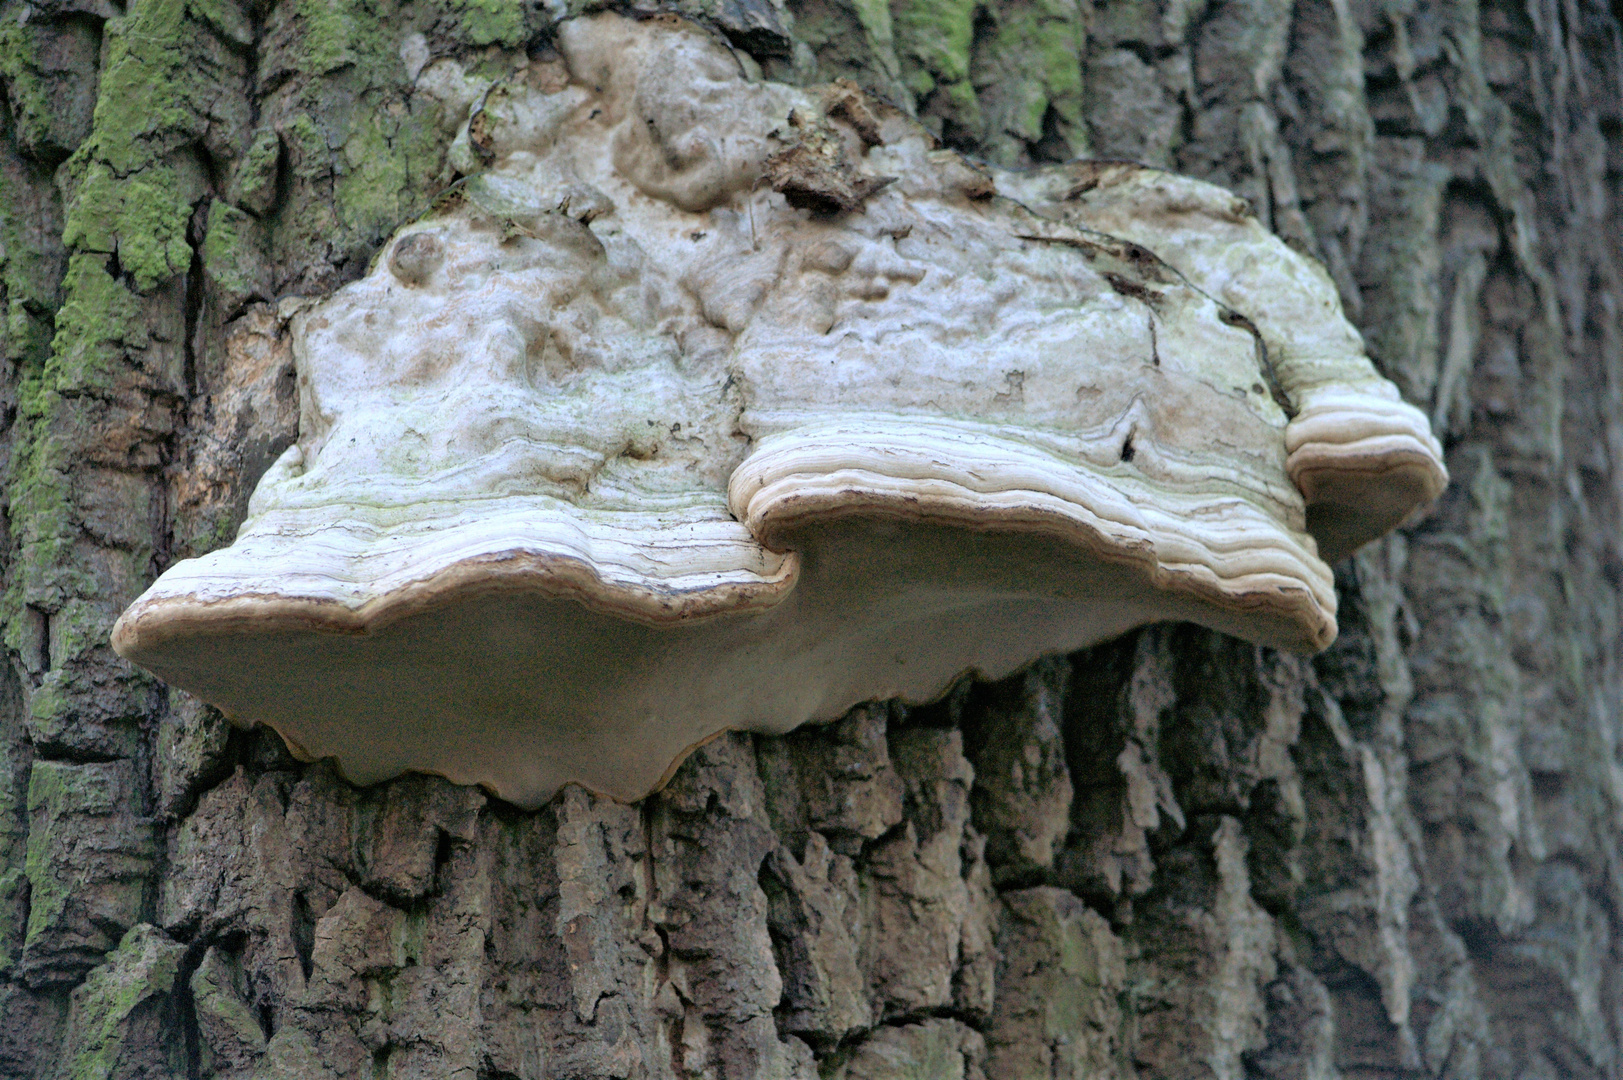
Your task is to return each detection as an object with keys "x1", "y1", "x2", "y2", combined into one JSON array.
[{"x1": 113, "y1": 13, "x2": 1446, "y2": 808}]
